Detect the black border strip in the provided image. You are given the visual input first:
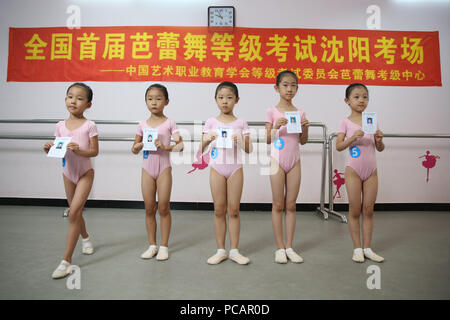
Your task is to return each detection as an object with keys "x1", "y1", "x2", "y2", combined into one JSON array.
[{"x1": 0, "y1": 198, "x2": 449, "y2": 211}]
